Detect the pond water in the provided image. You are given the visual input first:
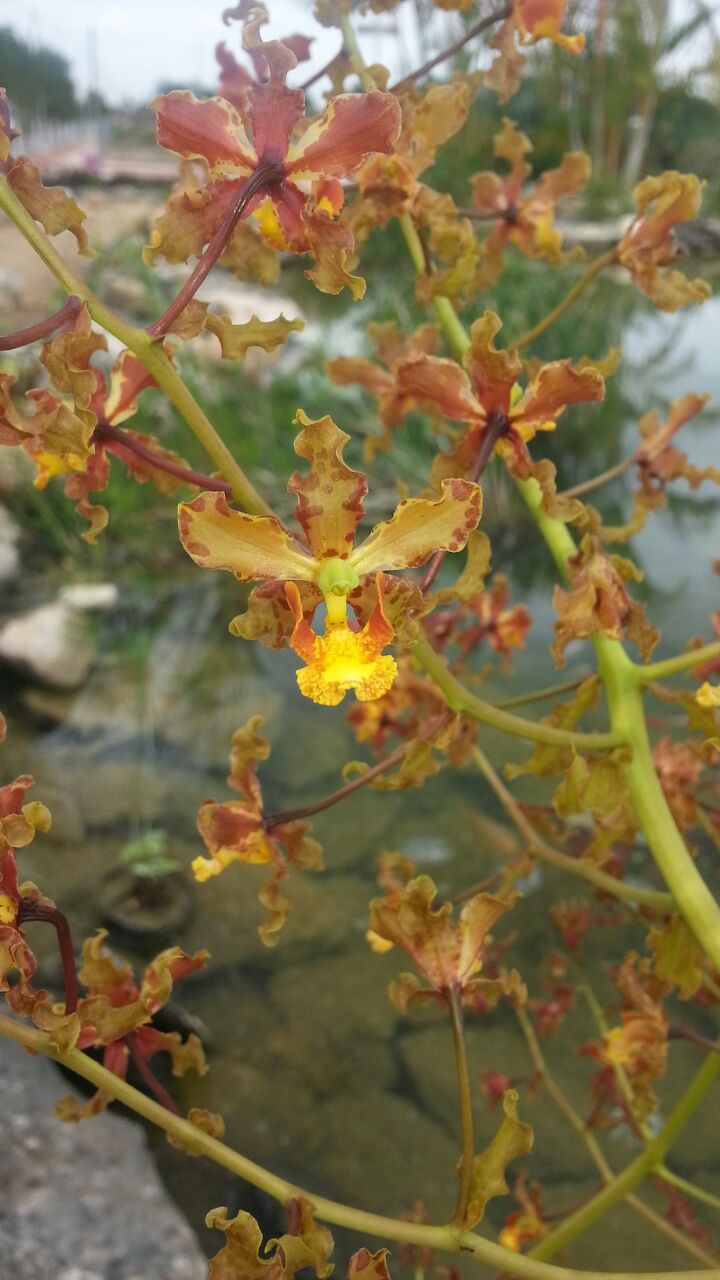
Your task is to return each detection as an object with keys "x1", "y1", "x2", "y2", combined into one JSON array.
[{"x1": 3, "y1": 282, "x2": 720, "y2": 1273}]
